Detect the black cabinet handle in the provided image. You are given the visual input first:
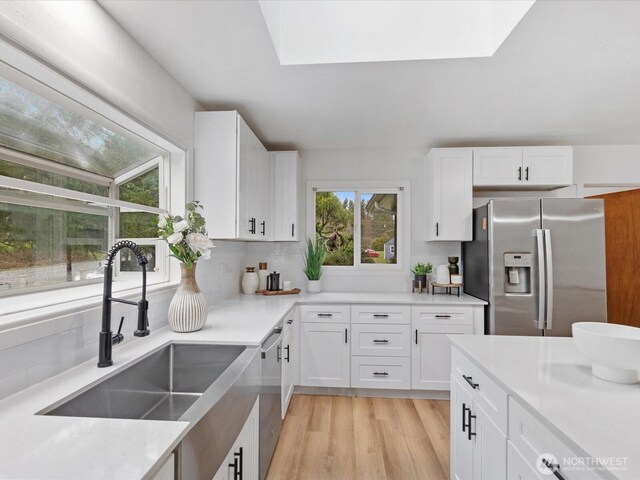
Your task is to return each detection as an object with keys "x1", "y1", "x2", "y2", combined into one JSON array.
[
  {"x1": 249, "y1": 218, "x2": 256, "y2": 234},
  {"x1": 345, "y1": 328, "x2": 348, "y2": 343},
  {"x1": 373, "y1": 314, "x2": 389, "y2": 318},
  {"x1": 260, "y1": 220, "x2": 266, "y2": 235},
  {"x1": 292, "y1": 223, "x2": 295, "y2": 238},
  {"x1": 462, "y1": 403, "x2": 470, "y2": 433},
  {"x1": 518, "y1": 166, "x2": 522, "y2": 181},
  {"x1": 462, "y1": 374, "x2": 479, "y2": 389},
  {"x1": 285, "y1": 344, "x2": 290, "y2": 362},
  {"x1": 373, "y1": 372, "x2": 389, "y2": 376},
  {"x1": 415, "y1": 329, "x2": 418, "y2": 345},
  {"x1": 541, "y1": 458, "x2": 566, "y2": 480},
  {"x1": 436, "y1": 222, "x2": 439, "y2": 237},
  {"x1": 229, "y1": 446, "x2": 243, "y2": 480},
  {"x1": 435, "y1": 314, "x2": 451, "y2": 319},
  {"x1": 468, "y1": 412, "x2": 476, "y2": 440},
  {"x1": 373, "y1": 339, "x2": 389, "y2": 344},
  {"x1": 317, "y1": 313, "x2": 333, "y2": 318},
  {"x1": 525, "y1": 166, "x2": 530, "y2": 181},
  {"x1": 287, "y1": 318, "x2": 294, "y2": 324}
]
